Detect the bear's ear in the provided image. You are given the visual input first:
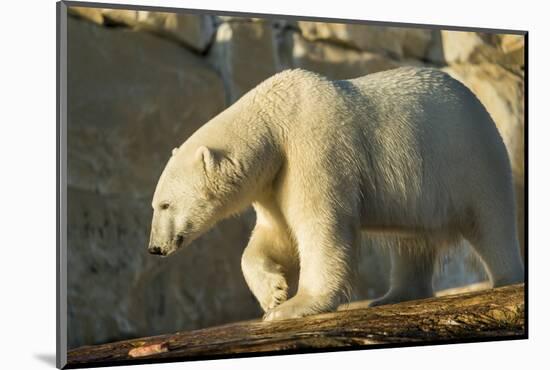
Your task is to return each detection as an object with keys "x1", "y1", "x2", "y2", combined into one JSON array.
[
  {"x1": 172, "y1": 147, "x2": 179, "y2": 156},
  {"x1": 195, "y1": 145, "x2": 218, "y2": 173}
]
